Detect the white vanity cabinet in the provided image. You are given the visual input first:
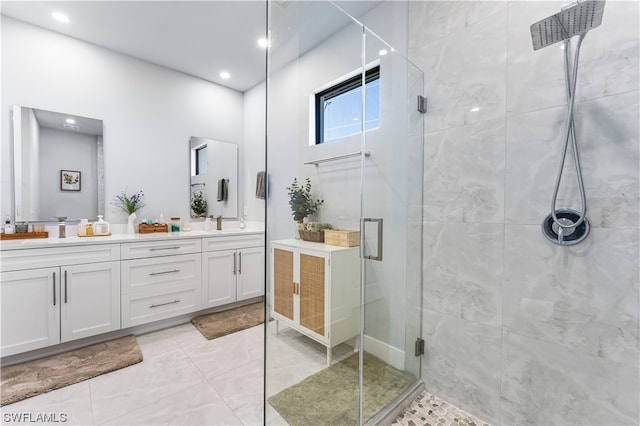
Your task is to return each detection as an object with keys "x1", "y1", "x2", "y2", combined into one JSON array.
[
  {"x1": 270, "y1": 239, "x2": 360, "y2": 364},
  {"x1": 121, "y1": 239, "x2": 202, "y2": 327},
  {"x1": 202, "y1": 234, "x2": 265, "y2": 308},
  {"x1": 0, "y1": 244, "x2": 120, "y2": 357}
]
